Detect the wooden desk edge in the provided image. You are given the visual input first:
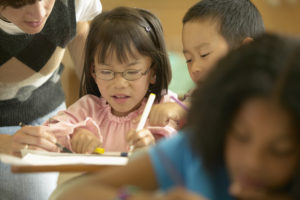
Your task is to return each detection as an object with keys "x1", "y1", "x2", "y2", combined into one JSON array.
[{"x1": 11, "y1": 164, "x2": 122, "y2": 173}]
